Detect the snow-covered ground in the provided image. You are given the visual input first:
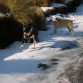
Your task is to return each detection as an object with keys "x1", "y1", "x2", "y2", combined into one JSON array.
[
  {"x1": 0, "y1": 4, "x2": 83, "y2": 83},
  {"x1": 41, "y1": 0, "x2": 73, "y2": 12},
  {"x1": 41, "y1": 3, "x2": 66, "y2": 12}
]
